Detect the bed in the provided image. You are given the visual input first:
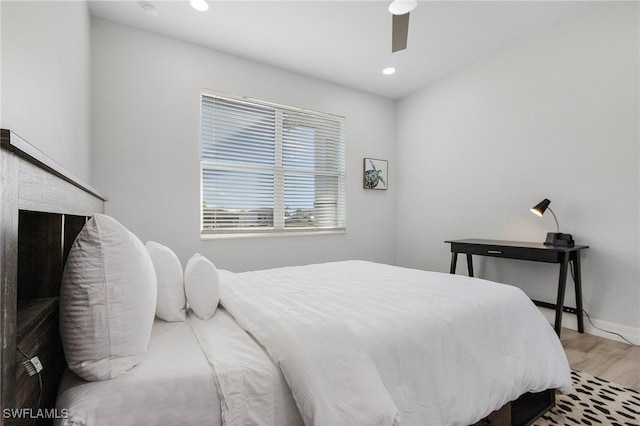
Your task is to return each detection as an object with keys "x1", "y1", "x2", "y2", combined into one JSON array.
[
  {"x1": 0, "y1": 130, "x2": 571, "y2": 426},
  {"x1": 53, "y1": 260, "x2": 570, "y2": 426}
]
